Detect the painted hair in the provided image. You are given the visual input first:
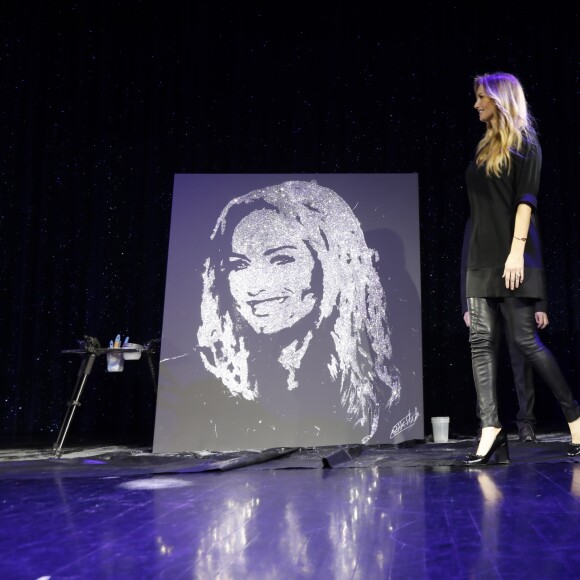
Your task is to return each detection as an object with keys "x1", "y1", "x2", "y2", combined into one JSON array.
[
  {"x1": 197, "y1": 180, "x2": 400, "y2": 440},
  {"x1": 474, "y1": 72, "x2": 538, "y2": 177}
]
